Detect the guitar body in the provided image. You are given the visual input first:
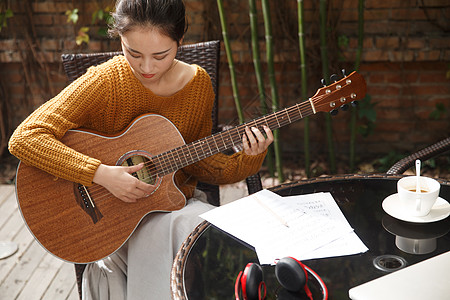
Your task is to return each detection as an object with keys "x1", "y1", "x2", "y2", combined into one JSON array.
[{"x1": 16, "y1": 114, "x2": 187, "y2": 263}]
